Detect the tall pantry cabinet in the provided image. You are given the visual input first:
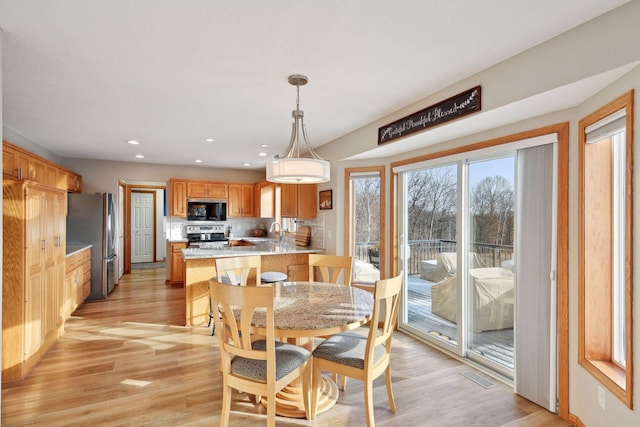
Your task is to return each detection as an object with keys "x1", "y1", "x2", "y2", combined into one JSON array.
[{"x1": 3, "y1": 179, "x2": 67, "y2": 382}]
